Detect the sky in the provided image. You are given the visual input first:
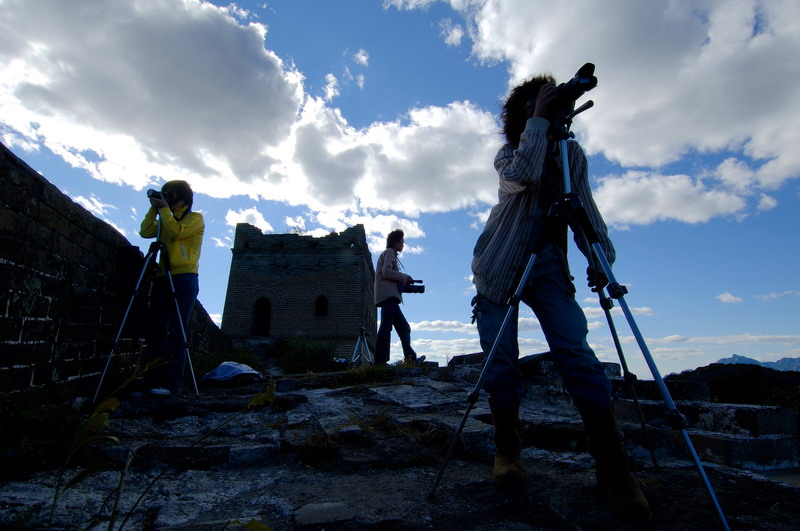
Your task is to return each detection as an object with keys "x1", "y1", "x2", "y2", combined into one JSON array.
[{"x1": 1, "y1": 0, "x2": 799, "y2": 377}]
